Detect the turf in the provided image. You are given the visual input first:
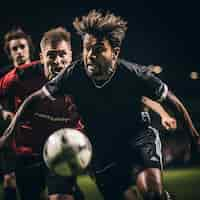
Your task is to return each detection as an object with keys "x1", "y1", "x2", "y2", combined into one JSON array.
[{"x1": 0, "y1": 167, "x2": 199, "y2": 199}]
